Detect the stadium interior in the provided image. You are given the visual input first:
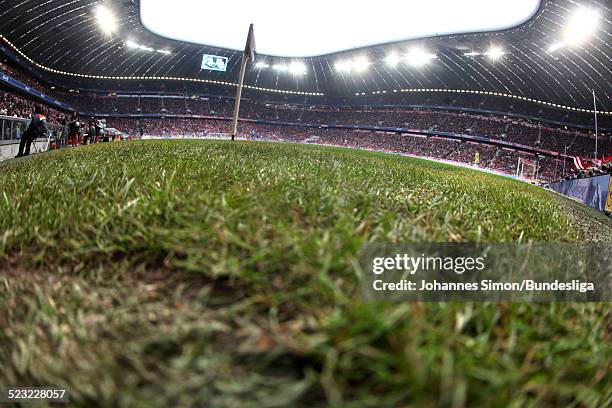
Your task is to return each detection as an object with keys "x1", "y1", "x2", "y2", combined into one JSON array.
[
  {"x1": 0, "y1": 0, "x2": 610, "y2": 181},
  {"x1": 0, "y1": 0, "x2": 611, "y2": 406}
]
